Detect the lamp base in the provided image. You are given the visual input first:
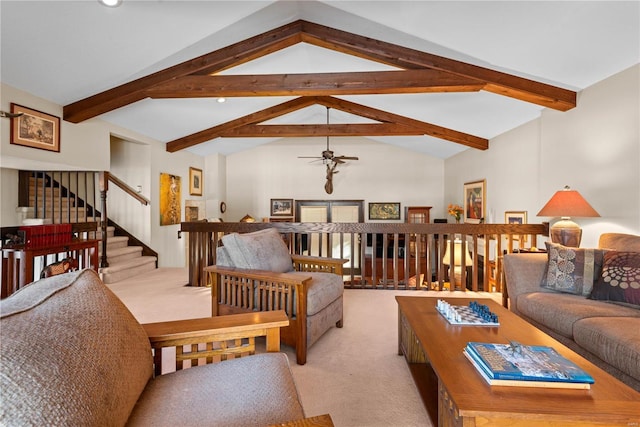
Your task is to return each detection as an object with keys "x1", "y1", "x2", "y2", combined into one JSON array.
[{"x1": 549, "y1": 219, "x2": 582, "y2": 247}]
